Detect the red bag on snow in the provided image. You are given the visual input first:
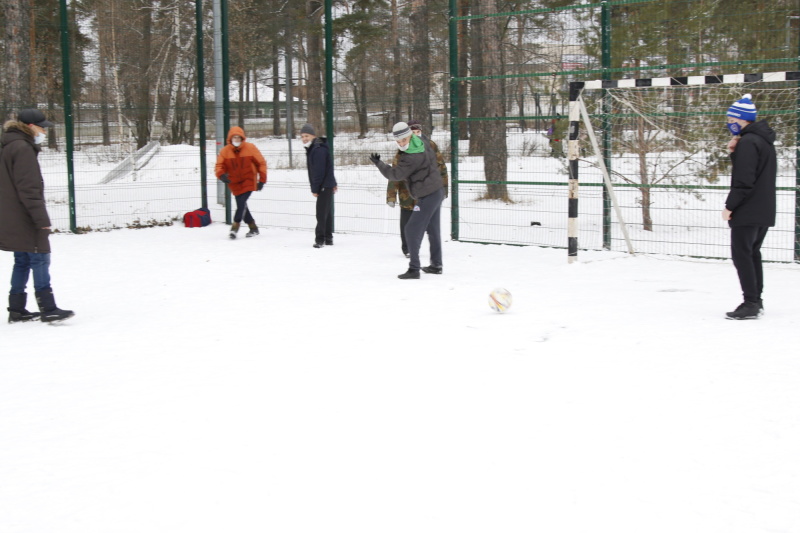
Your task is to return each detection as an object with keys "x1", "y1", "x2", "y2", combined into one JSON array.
[{"x1": 183, "y1": 208, "x2": 212, "y2": 228}]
